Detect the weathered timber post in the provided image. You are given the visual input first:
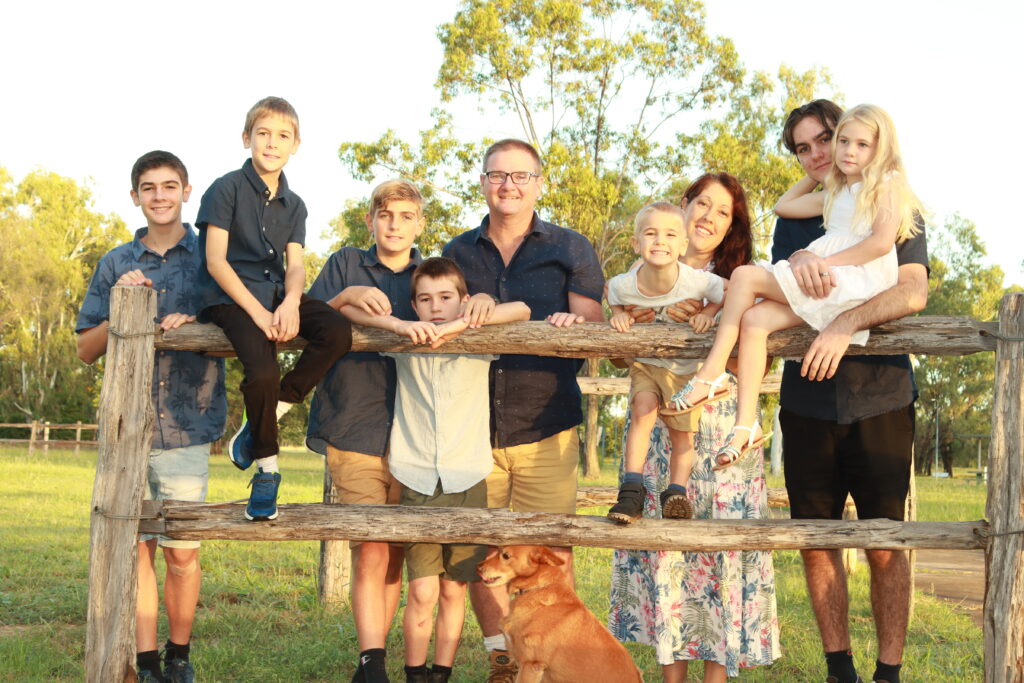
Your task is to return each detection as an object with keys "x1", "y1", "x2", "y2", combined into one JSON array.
[
  {"x1": 85, "y1": 286, "x2": 157, "y2": 683},
  {"x1": 582, "y1": 358, "x2": 601, "y2": 479},
  {"x1": 28, "y1": 419, "x2": 38, "y2": 454},
  {"x1": 318, "y1": 464, "x2": 351, "y2": 607},
  {"x1": 43, "y1": 421, "x2": 51, "y2": 453},
  {"x1": 984, "y1": 292, "x2": 1024, "y2": 682},
  {"x1": 75, "y1": 420, "x2": 83, "y2": 456},
  {"x1": 906, "y1": 450, "x2": 917, "y2": 619}
]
